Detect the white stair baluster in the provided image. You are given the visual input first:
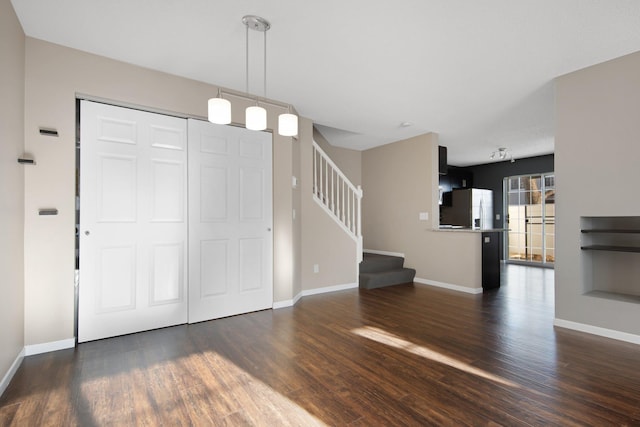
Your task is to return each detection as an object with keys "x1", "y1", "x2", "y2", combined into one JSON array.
[
  {"x1": 336, "y1": 174, "x2": 340, "y2": 219},
  {"x1": 331, "y1": 168, "x2": 335, "y2": 213},
  {"x1": 311, "y1": 140, "x2": 363, "y2": 261},
  {"x1": 313, "y1": 146, "x2": 317, "y2": 196},
  {"x1": 356, "y1": 185, "x2": 362, "y2": 238}
]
